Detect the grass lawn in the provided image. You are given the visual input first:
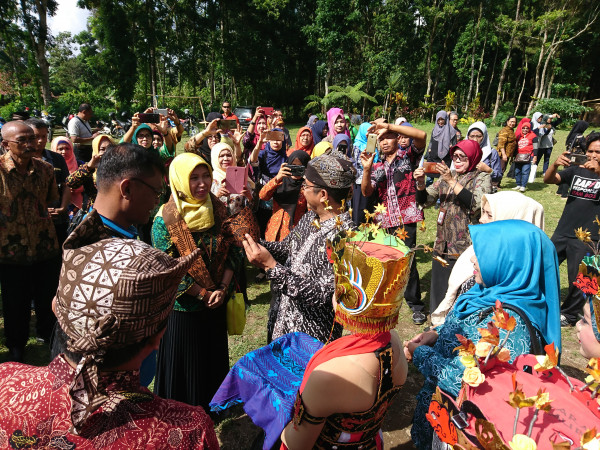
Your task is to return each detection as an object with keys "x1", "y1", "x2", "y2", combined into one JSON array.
[{"x1": 0, "y1": 121, "x2": 590, "y2": 448}]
